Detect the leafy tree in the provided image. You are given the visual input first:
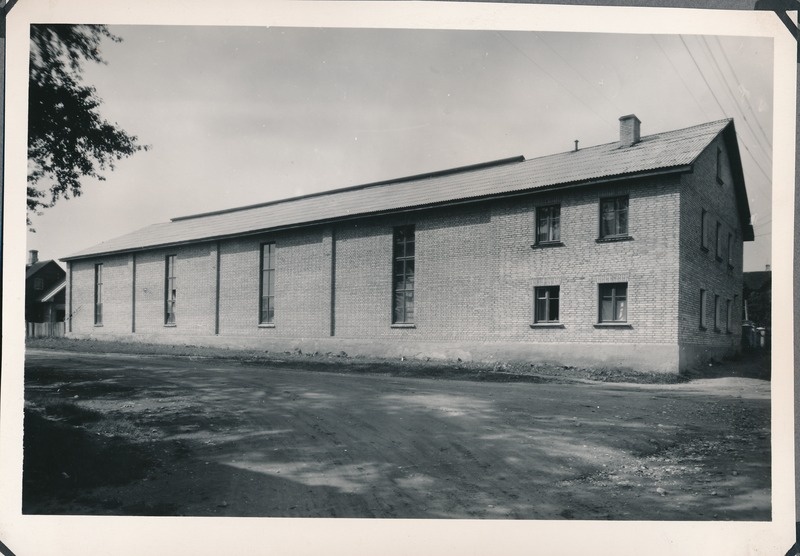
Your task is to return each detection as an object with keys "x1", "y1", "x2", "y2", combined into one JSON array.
[{"x1": 27, "y1": 24, "x2": 147, "y2": 228}]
